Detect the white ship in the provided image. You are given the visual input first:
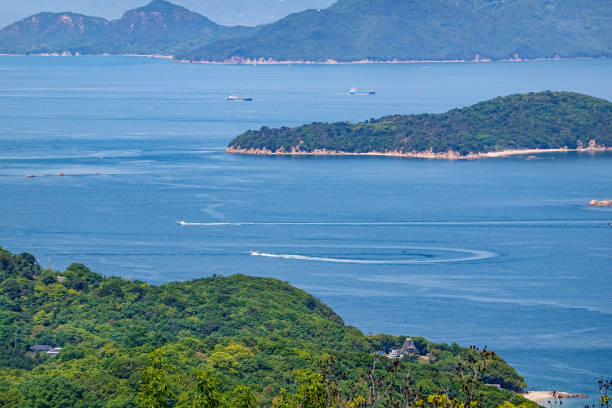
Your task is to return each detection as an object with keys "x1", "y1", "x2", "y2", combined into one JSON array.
[
  {"x1": 227, "y1": 92, "x2": 253, "y2": 101},
  {"x1": 347, "y1": 84, "x2": 376, "y2": 96}
]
